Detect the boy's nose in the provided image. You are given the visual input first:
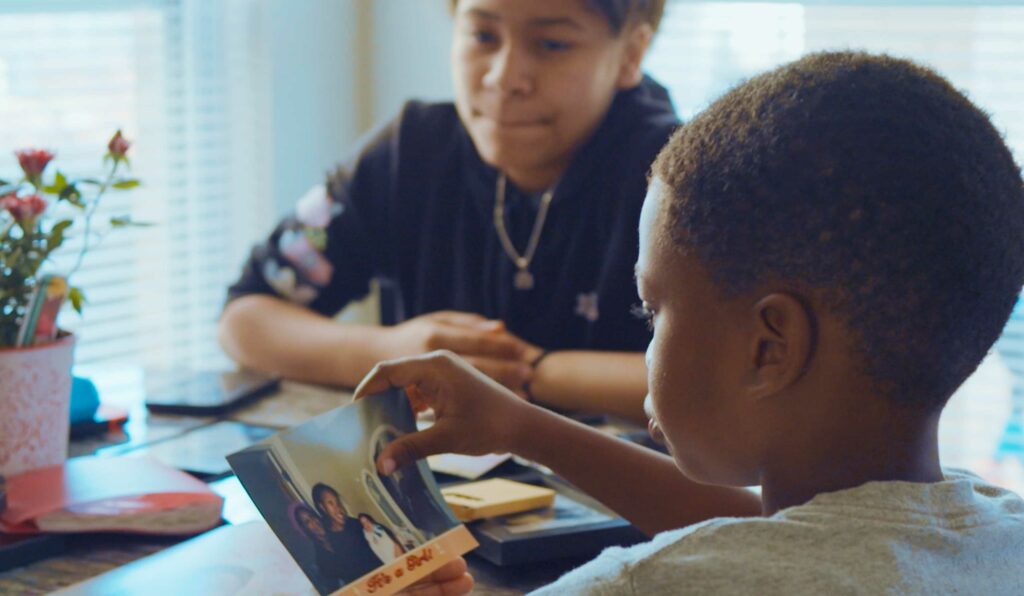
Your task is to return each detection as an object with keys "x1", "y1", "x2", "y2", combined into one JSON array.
[{"x1": 483, "y1": 44, "x2": 534, "y2": 96}]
